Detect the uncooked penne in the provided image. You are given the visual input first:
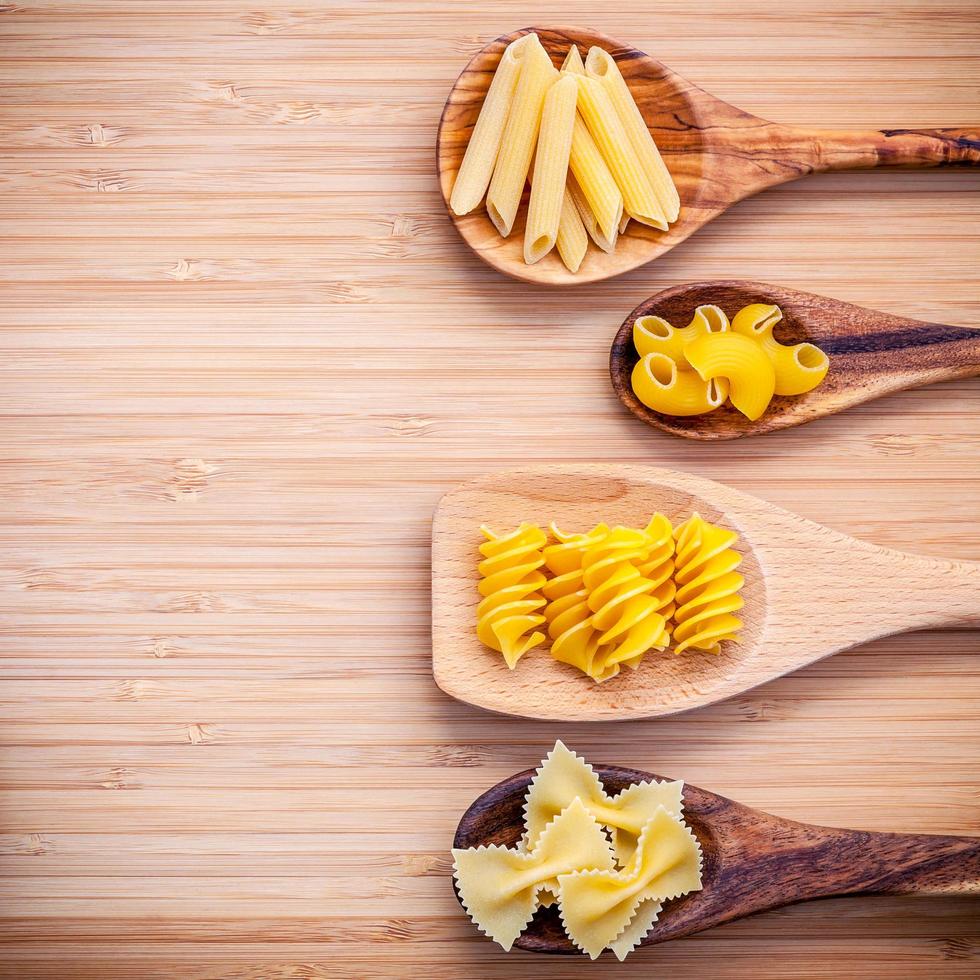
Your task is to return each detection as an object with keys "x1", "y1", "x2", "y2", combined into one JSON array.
[
  {"x1": 556, "y1": 184, "x2": 588, "y2": 272},
  {"x1": 486, "y1": 35, "x2": 557, "y2": 238},
  {"x1": 568, "y1": 114, "x2": 623, "y2": 243},
  {"x1": 449, "y1": 34, "x2": 537, "y2": 217},
  {"x1": 567, "y1": 171, "x2": 617, "y2": 253},
  {"x1": 525, "y1": 74, "x2": 578, "y2": 264},
  {"x1": 576, "y1": 75, "x2": 669, "y2": 231},
  {"x1": 586, "y1": 46, "x2": 679, "y2": 223},
  {"x1": 561, "y1": 43, "x2": 585, "y2": 74}
]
